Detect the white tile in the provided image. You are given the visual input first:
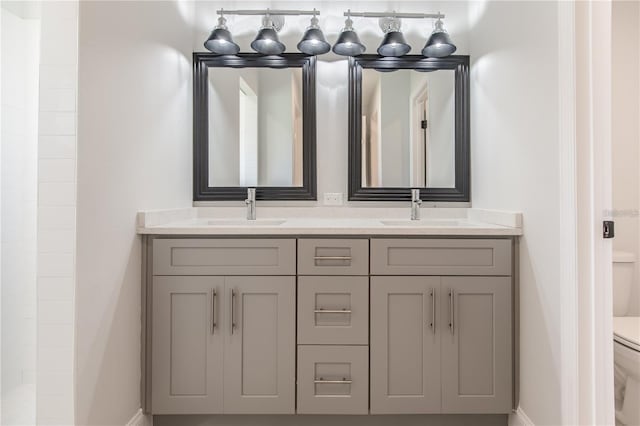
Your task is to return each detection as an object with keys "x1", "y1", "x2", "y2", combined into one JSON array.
[
  {"x1": 39, "y1": 65, "x2": 77, "y2": 90},
  {"x1": 38, "y1": 229, "x2": 75, "y2": 254},
  {"x1": 37, "y1": 345, "x2": 73, "y2": 372},
  {"x1": 38, "y1": 159, "x2": 75, "y2": 183},
  {"x1": 38, "y1": 182, "x2": 76, "y2": 206},
  {"x1": 39, "y1": 112, "x2": 76, "y2": 136},
  {"x1": 38, "y1": 323, "x2": 73, "y2": 349},
  {"x1": 41, "y1": 1, "x2": 78, "y2": 25},
  {"x1": 36, "y1": 393, "x2": 74, "y2": 425},
  {"x1": 38, "y1": 276, "x2": 75, "y2": 300},
  {"x1": 38, "y1": 206, "x2": 76, "y2": 229},
  {"x1": 37, "y1": 253, "x2": 74, "y2": 277},
  {"x1": 39, "y1": 135, "x2": 76, "y2": 159},
  {"x1": 38, "y1": 300, "x2": 74, "y2": 325},
  {"x1": 36, "y1": 370, "x2": 73, "y2": 396},
  {"x1": 39, "y1": 15, "x2": 78, "y2": 66},
  {"x1": 39, "y1": 88, "x2": 76, "y2": 112}
]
